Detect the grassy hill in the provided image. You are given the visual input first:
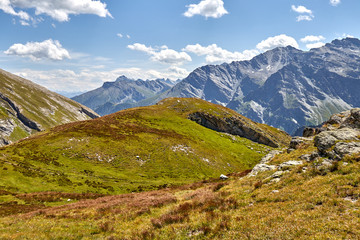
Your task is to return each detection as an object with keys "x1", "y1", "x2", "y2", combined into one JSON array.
[
  {"x1": 0, "y1": 69, "x2": 99, "y2": 145},
  {"x1": 0, "y1": 98, "x2": 289, "y2": 196},
  {"x1": 0, "y1": 109, "x2": 359, "y2": 239}
]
